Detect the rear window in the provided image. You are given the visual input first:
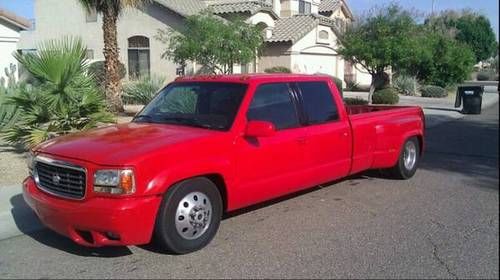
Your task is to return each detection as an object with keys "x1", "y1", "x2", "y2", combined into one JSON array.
[{"x1": 297, "y1": 82, "x2": 339, "y2": 125}]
